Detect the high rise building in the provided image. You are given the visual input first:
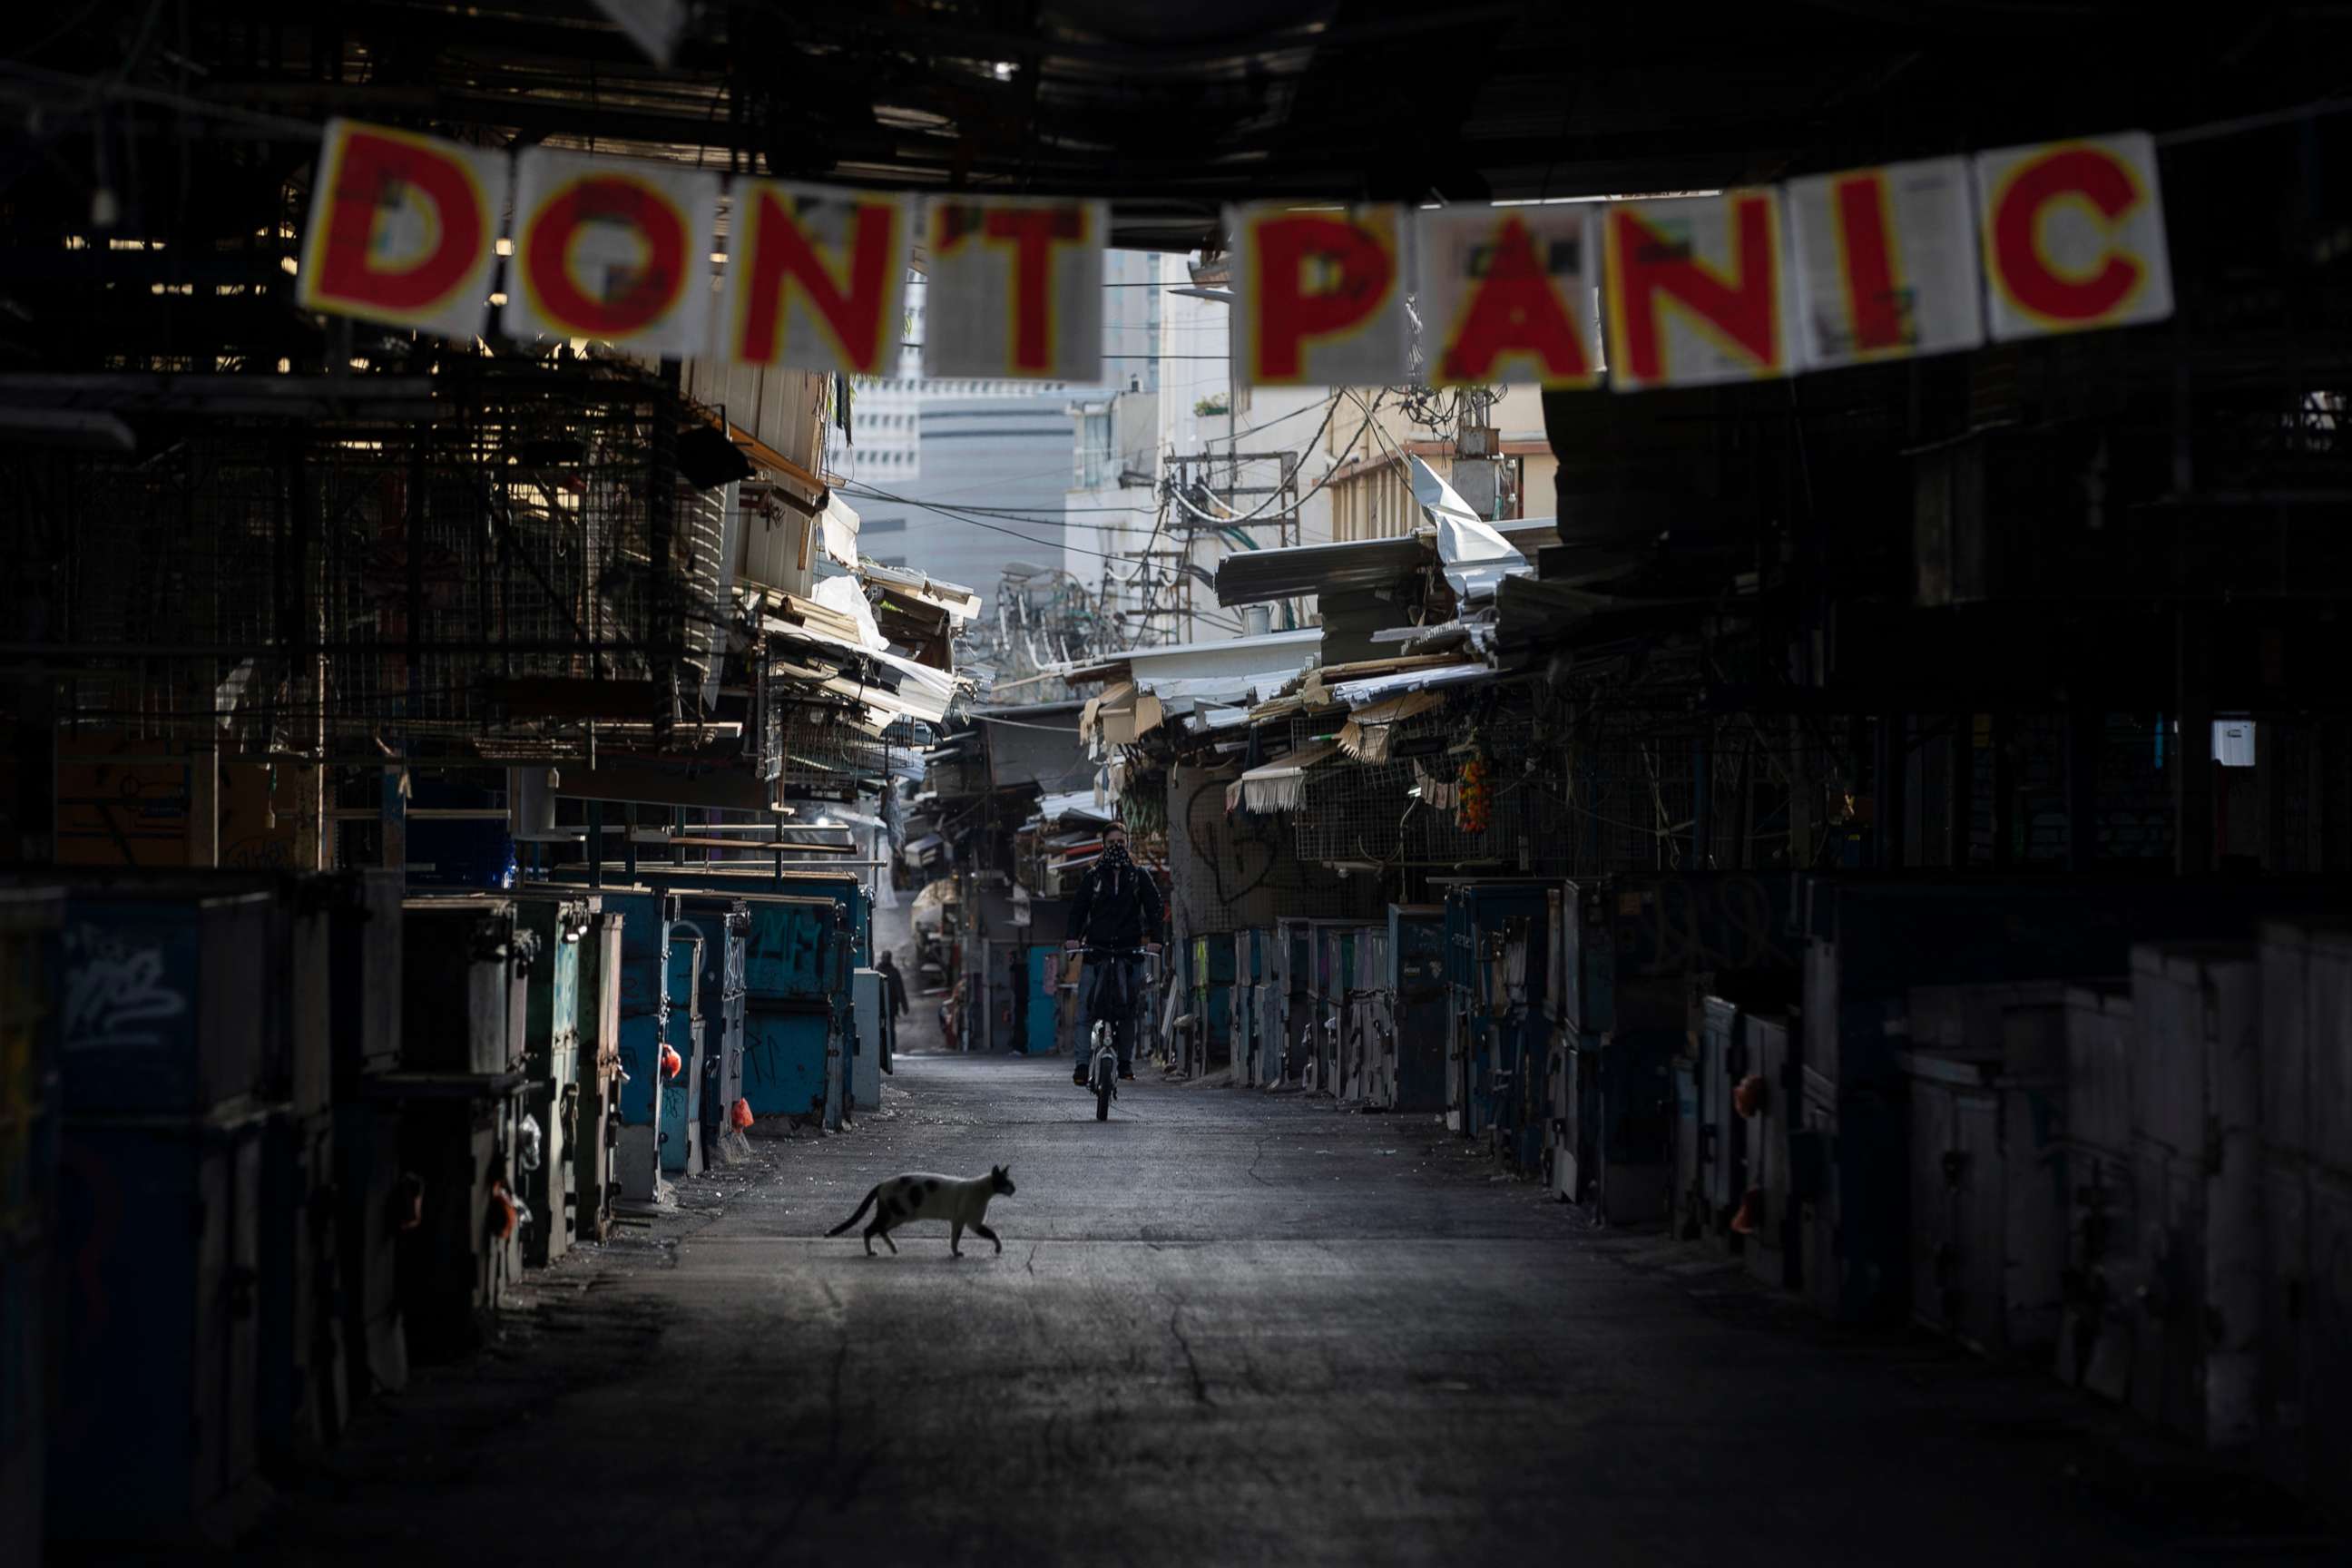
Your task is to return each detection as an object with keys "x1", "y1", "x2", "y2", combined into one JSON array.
[{"x1": 836, "y1": 252, "x2": 1159, "y2": 612}]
